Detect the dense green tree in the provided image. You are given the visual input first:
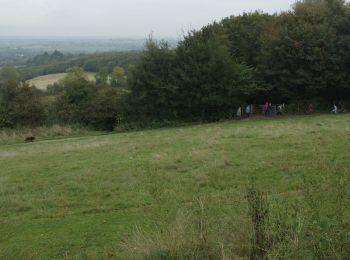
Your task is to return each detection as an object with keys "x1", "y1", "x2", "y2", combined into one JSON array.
[
  {"x1": 126, "y1": 38, "x2": 178, "y2": 121},
  {"x1": 110, "y1": 66, "x2": 126, "y2": 88},
  {"x1": 0, "y1": 81, "x2": 46, "y2": 127},
  {"x1": 54, "y1": 67, "x2": 95, "y2": 124},
  {"x1": 126, "y1": 34, "x2": 257, "y2": 122},
  {"x1": 53, "y1": 67, "x2": 120, "y2": 129},
  {"x1": 11, "y1": 83, "x2": 46, "y2": 126},
  {"x1": 46, "y1": 82, "x2": 65, "y2": 96},
  {"x1": 221, "y1": 12, "x2": 274, "y2": 66},
  {"x1": 0, "y1": 80, "x2": 18, "y2": 127},
  {"x1": 27, "y1": 50, "x2": 66, "y2": 65},
  {"x1": 174, "y1": 30, "x2": 257, "y2": 120},
  {"x1": 0, "y1": 66, "x2": 20, "y2": 83},
  {"x1": 258, "y1": 0, "x2": 350, "y2": 101},
  {"x1": 82, "y1": 88, "x2": 120, "y2": 130},
  {"x1": 95, "y1": 67, "x2": 109, "y2": 86}
]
